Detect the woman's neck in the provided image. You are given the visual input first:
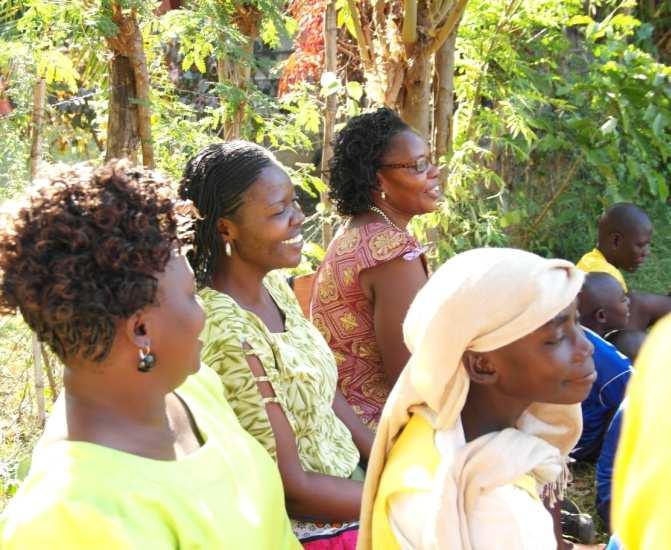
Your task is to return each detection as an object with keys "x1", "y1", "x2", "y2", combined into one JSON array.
[
  {"x1": 370, "y1": 199, "x2": 412, "y2": 230},
  {"x1": 460, "y1": 383, "x2": 532, "y2": 442},
  {"x1": 210, "y1": 257, "x2": 269, "y2": 307},
  {"x1": 63, "y1": 366, "x2": 170, "y2": 428}
]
